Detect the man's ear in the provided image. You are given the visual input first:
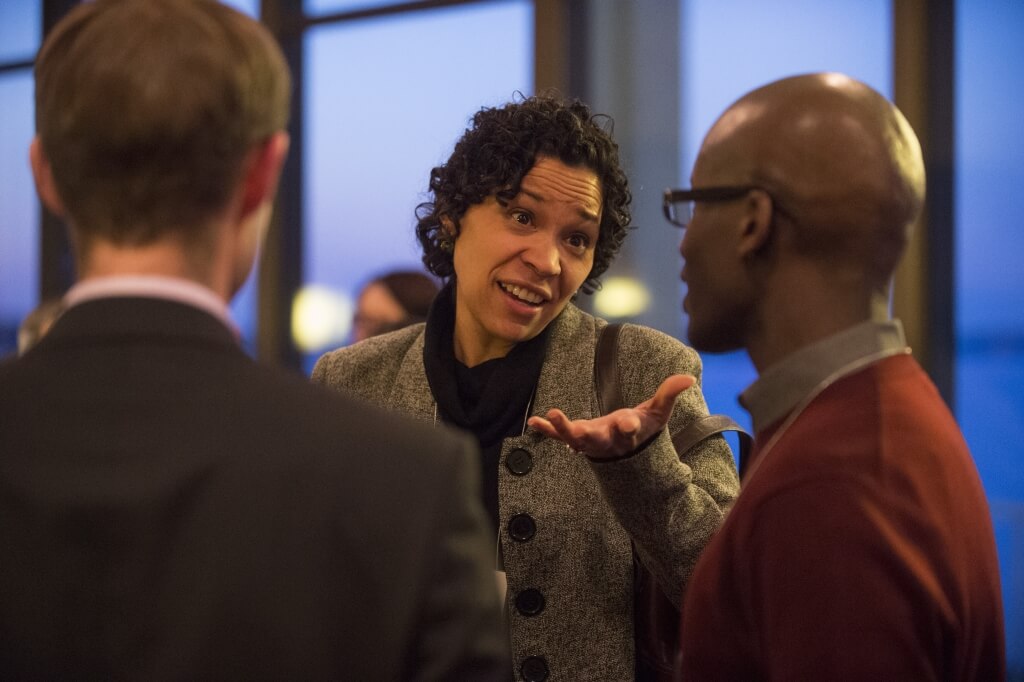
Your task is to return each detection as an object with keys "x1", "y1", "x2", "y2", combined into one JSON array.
[
  {"x1": 29, "y1": 136, "x2": 66, "y2": 218},
  {"x1": 737, "y1": 189, "x2": 773, "y2": 257},
  {"x1": 239, "y1": 131, "x2": 290, "y2": 218}
]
